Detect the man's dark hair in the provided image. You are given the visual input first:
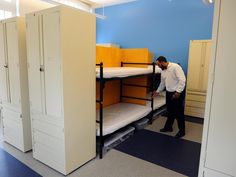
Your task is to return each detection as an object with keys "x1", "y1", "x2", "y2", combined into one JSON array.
[{"x1": 156, "y1": 56, "x2": 167, "y2": 62}]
